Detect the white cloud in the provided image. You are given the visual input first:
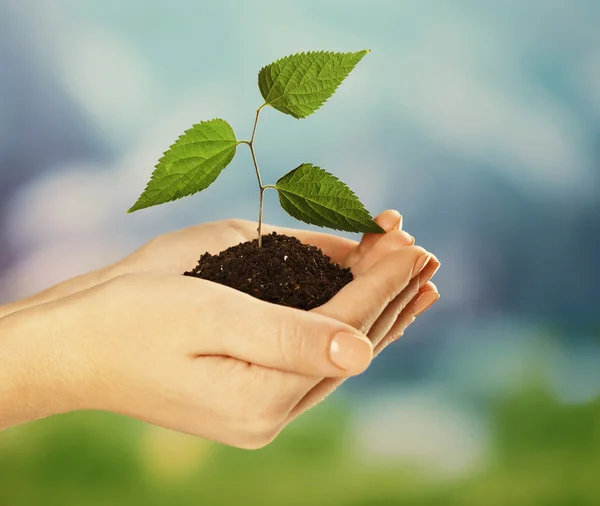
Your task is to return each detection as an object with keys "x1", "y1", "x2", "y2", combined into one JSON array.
[
  {"x1": 58, "y1": 27, "x2": 159, "y2": 143},
  {"x1": 7, "y1": 164, "x2": 116, "y2": 249},
  {"x1": 402, "y1": 68, "x2": 586, "y2": 189},
  {"x1": 378, "y1": 11, "x2": 591, "y2": 196},
  {"x1": 1, "y1": 235, "x2": 124, "y2": 300}
]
